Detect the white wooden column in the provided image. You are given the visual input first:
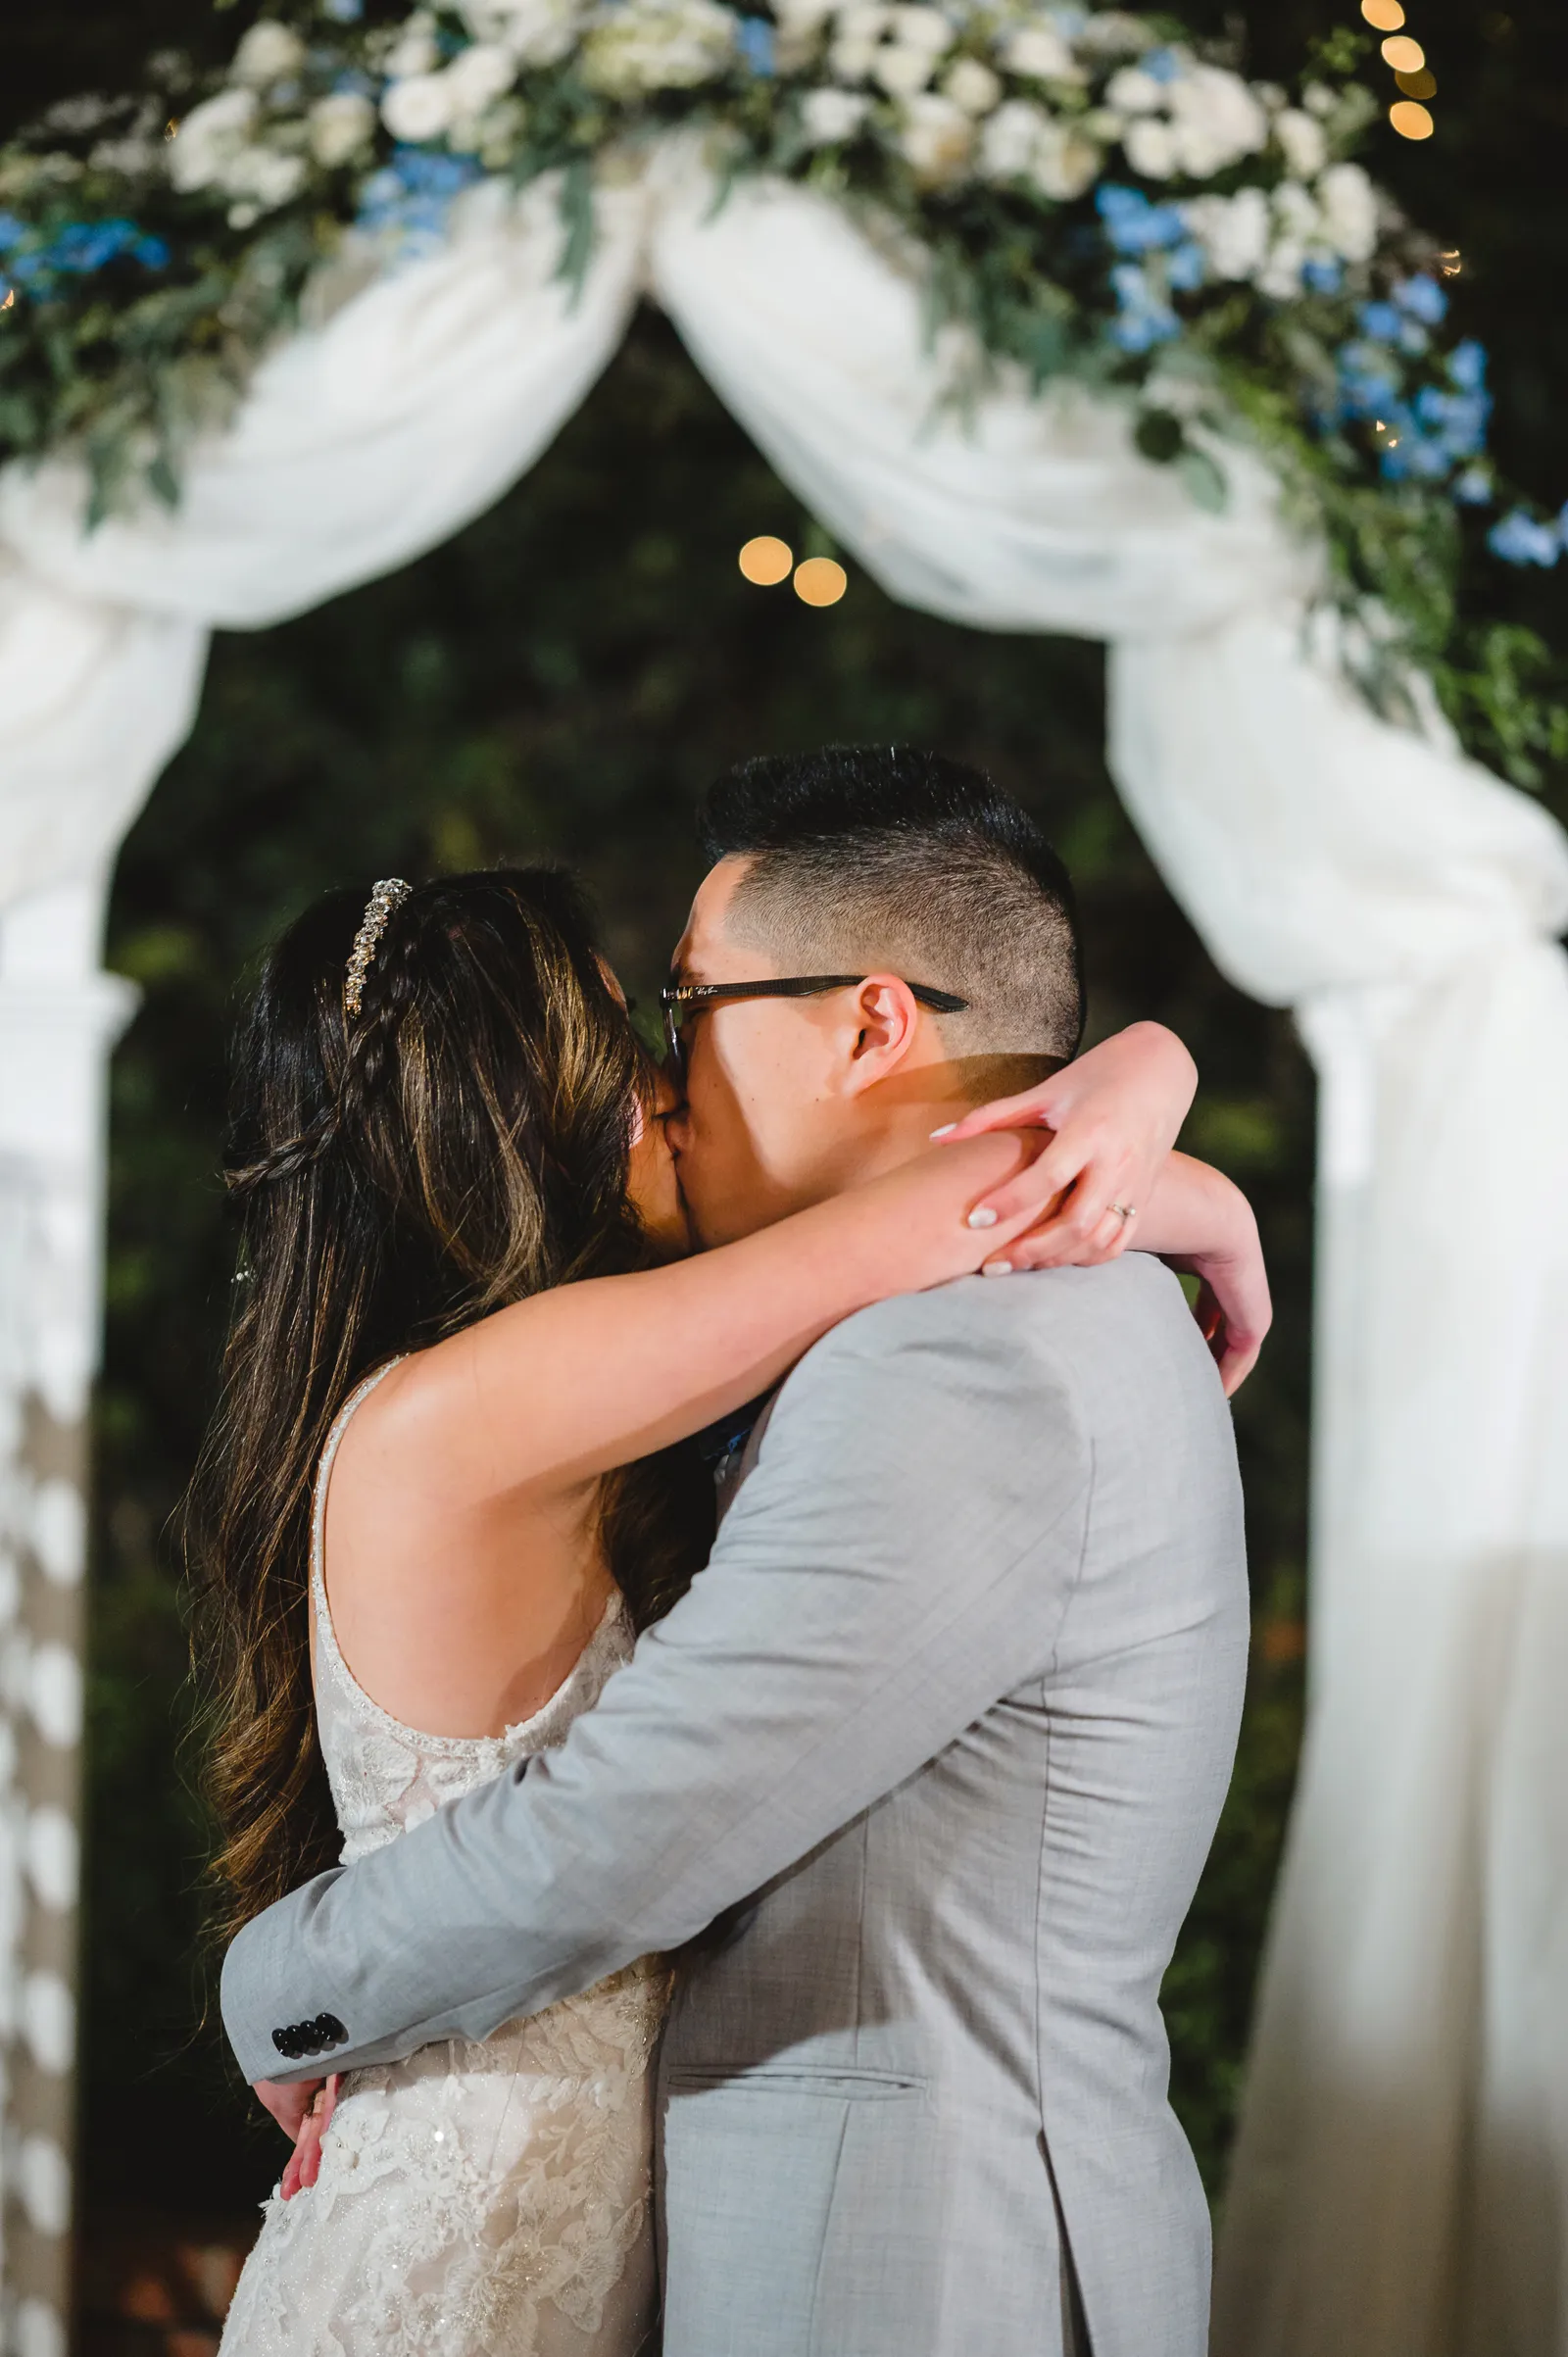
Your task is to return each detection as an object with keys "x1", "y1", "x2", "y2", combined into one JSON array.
[{"x1": 0, "y1": 875, "x2": 134, "y2": 2357}]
